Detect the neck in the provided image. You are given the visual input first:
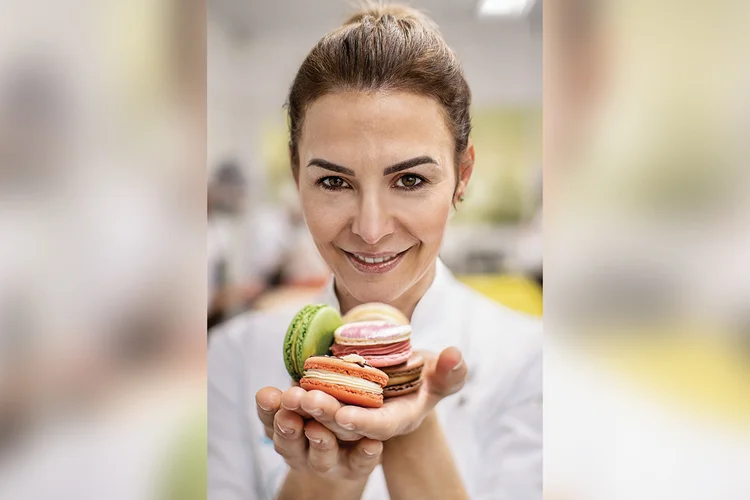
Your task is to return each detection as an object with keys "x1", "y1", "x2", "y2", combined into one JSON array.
[{"x1": 335, "y1": 261, "x2": 438, "y2": 320}]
